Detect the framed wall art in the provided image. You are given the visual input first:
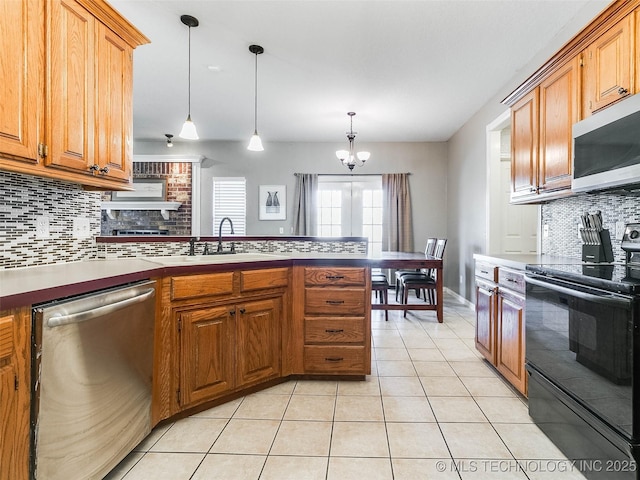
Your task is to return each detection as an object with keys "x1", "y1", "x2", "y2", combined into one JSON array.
[{"x1": 259, "y1": 185, "x2": 286, "y2": 220}]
